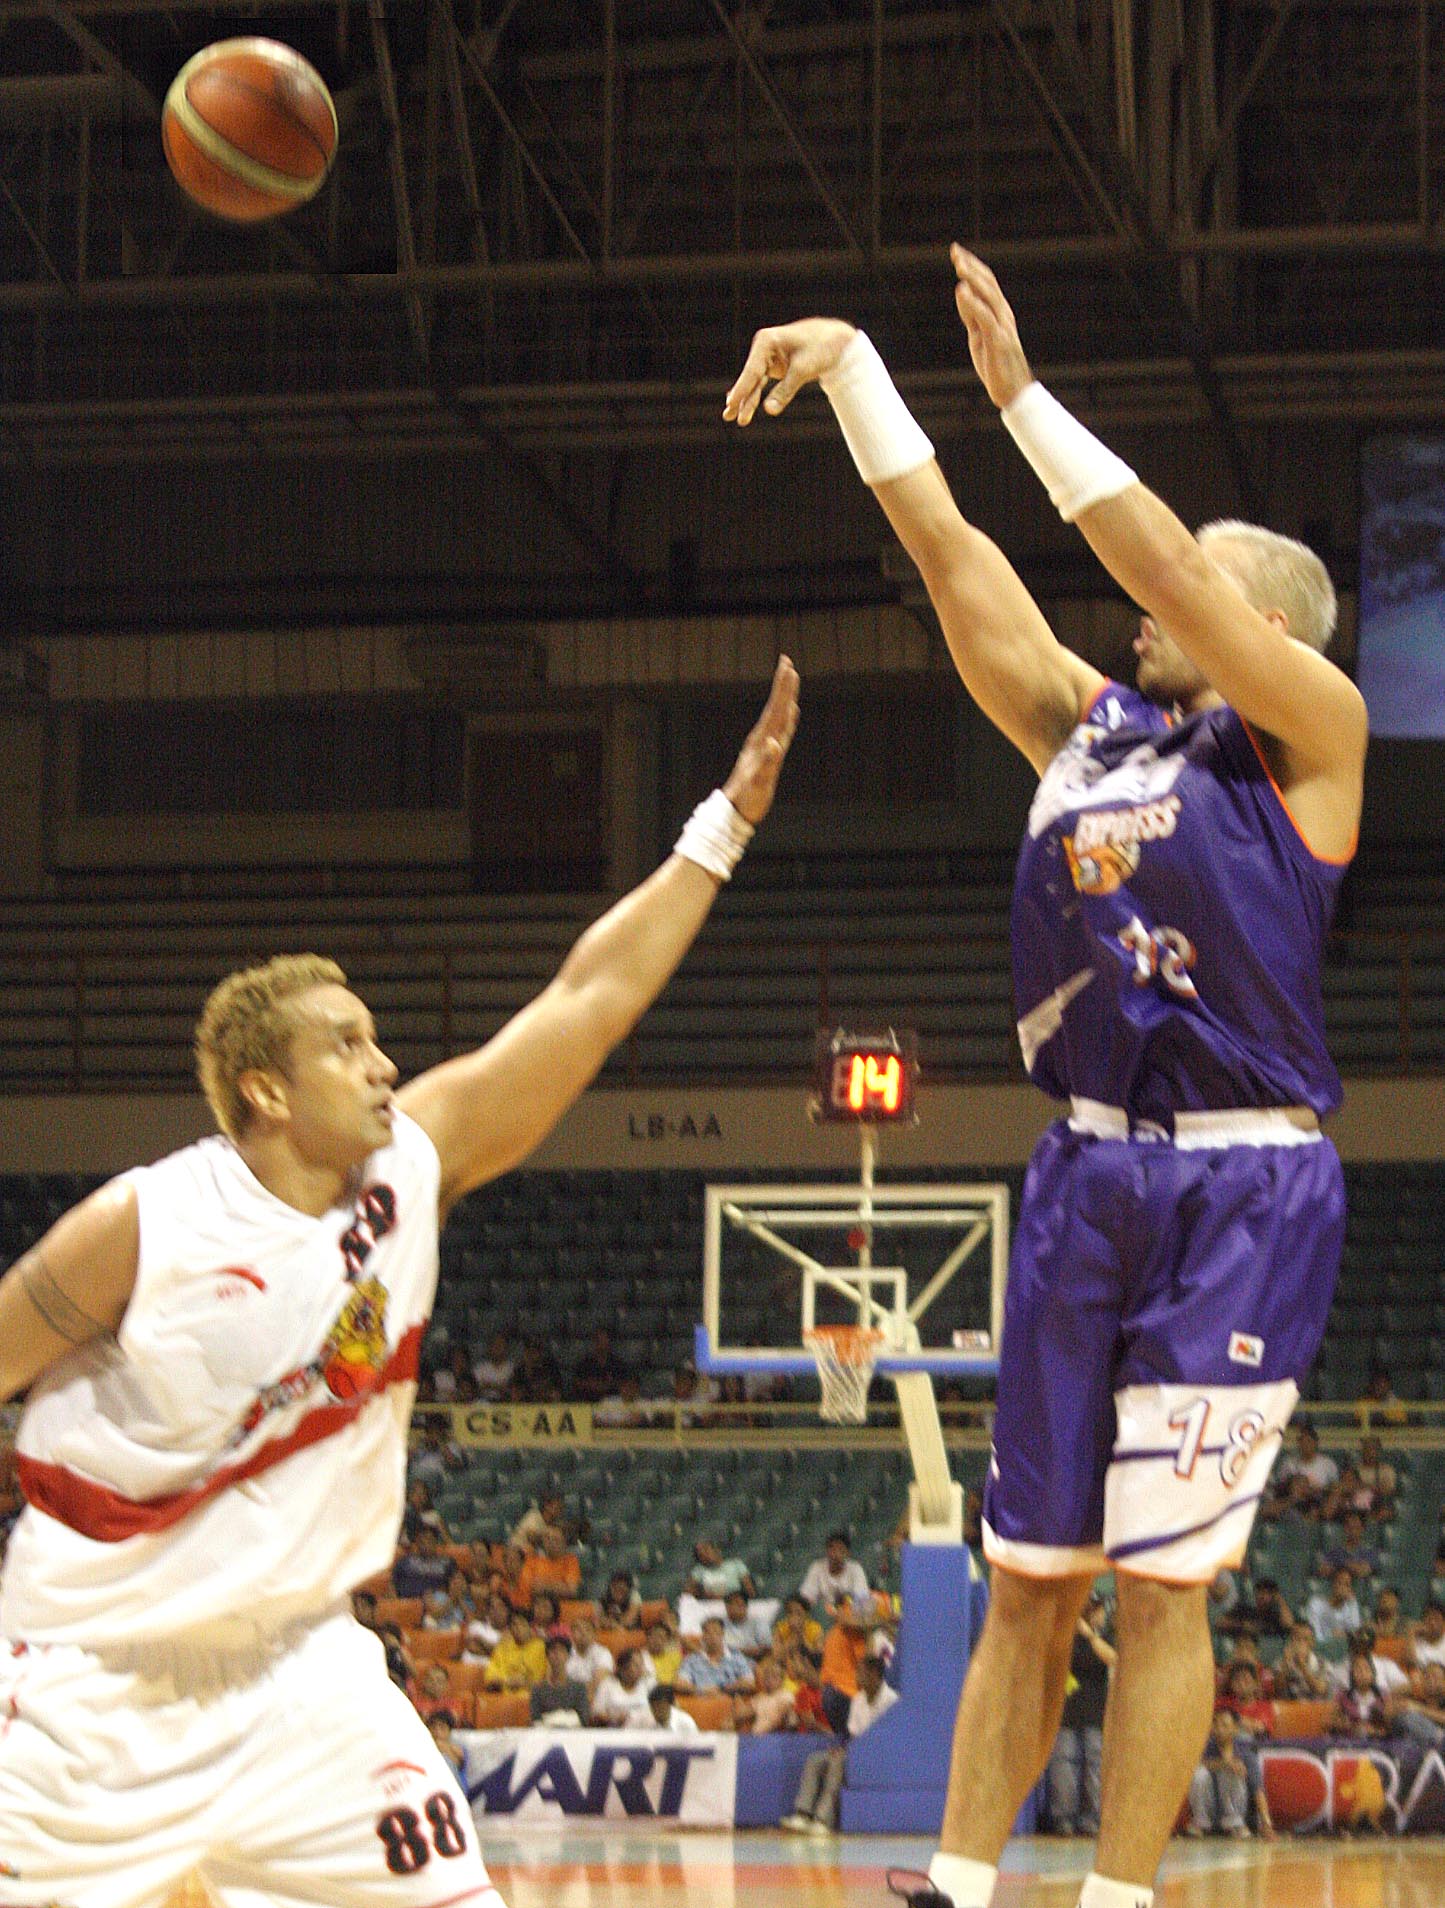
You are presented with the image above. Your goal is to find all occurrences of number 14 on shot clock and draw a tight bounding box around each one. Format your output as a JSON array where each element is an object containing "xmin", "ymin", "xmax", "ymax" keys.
[{"xmin": 811, "ymin": 1027, "xmax": 919, "ymax": 1124}]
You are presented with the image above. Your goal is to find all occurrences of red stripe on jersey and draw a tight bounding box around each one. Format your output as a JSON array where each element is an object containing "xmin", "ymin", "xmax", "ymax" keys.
[{"xmin": 16, "ymin": 1323, "xmax": 424, "ymax": 1544}]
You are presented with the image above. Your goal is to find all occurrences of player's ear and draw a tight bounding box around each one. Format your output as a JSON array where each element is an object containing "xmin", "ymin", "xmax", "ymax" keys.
[{"xmin": 238, "ymin": 1066, "xmax": 289, "ymax": 1128}]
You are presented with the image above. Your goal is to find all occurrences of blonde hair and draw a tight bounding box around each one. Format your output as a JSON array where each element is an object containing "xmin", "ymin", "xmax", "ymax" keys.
[
  {"xmin": 195, "ymin": 953, "xmax": 346, "ymax": 1139},
  {"xmin": 1197, "ymin": 519, "xmax": 1337, "ymax": 654}
]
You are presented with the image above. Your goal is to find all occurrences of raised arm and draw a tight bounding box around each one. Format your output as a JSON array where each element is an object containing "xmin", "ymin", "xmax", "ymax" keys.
[
  {"xmin": 0, "ymin": 1177, "xmax": 139, "ymax": 1403},
  {"xmin": 398, "ymin": 658, "xmax": 798, "ymax": 1212},
  {"xmin": 724, "ymin": 321, "xmax": 1100, "ymax": 776},
  {"xmin": 950, "ymin": 245, "xmax": 1366, "ymax": 851}
]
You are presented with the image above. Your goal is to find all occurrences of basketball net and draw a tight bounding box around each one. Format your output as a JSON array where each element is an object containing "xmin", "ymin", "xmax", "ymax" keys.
[{"xmin": 803, "ymin": 1324, "xmax": 886, "ymax": 1424}]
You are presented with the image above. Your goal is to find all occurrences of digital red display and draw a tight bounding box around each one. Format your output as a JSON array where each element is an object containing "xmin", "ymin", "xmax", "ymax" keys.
[{"xmin": 814, "ymin": 1030, "xmax": 918, "ymax": 1123}]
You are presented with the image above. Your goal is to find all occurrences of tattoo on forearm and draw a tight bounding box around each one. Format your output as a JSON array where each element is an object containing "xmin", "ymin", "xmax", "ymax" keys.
[{"xmin": 19, "ymin": 1251, "xmax": 108, "ymax": 1345}]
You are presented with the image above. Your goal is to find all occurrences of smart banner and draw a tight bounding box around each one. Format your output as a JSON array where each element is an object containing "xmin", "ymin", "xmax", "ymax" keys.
[
  {"xmin": 445, "ymin": 1403, "xmax": 594, "ymax": 1446},
  {"xmin": 457, "ymin": 1729, "xmax": 738, "ymax": 1824},
  {"xmin": 1260, "ymin": 1739, "xmax": 1445, "ymax": 1834}
]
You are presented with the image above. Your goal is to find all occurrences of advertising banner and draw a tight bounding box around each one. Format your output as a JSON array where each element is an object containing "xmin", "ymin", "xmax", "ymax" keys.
[
  {"xmin": 1260, "ymin": 1739, "xmax": 1445, "ymax": 1834},
  {"xmin": 457, "ymin": 1729, "xmax": 738, "ymax": 1825}
]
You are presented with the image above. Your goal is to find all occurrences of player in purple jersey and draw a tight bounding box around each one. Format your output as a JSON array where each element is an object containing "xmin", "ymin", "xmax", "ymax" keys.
[{"xmin": 725, "ymin": 250, "xmax": 1365, "ymax": 1908}]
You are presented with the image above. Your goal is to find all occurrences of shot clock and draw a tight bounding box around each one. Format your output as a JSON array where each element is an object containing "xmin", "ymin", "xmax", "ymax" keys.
[{"xmin": 812, "ymin": 1028, "xmax": 919, "ymax": 1124}]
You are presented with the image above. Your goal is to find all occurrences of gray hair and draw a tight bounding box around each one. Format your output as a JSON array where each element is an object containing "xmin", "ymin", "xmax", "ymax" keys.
[{"xmin": 1196, "ymin": 520, "xmax": 1337, "ymax": 655}]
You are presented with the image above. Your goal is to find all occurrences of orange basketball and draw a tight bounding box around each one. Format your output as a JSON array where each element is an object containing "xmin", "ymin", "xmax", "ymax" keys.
[{"xmin": 162, "ymin": 39, "xmax": 337, "ymax": 223}]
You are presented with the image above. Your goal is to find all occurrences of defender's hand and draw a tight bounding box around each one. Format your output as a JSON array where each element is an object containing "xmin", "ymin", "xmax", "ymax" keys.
[
  {"xmin": 950, "ymin": 244, "xmax": 1034, "ymax": 410},
  {"xmin": 722, "ymin": 654, "xmax": 800, "ymax": 825},
  {"xmin": 724, "ymin": 319, "xmax": 857, "ymax": 426}
]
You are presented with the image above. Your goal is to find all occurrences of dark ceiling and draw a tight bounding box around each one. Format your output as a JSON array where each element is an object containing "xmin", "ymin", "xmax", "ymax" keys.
[{"xmin": 0, "ymin": 0, "xmax": 1440, "ymax": 467}]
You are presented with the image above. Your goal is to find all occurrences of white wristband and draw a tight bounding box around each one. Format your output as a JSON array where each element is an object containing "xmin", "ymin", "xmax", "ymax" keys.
[
  {"xmin": 674, "ymin": 788, "xmax": 754, "ymax": 883},
  {"xmin": 1000, "ymin": 380, "xmax": 1138, "ymax": 523},
  {"xmin": 819, "ymin": 331, "xmax": 935, "ymax": 486}
]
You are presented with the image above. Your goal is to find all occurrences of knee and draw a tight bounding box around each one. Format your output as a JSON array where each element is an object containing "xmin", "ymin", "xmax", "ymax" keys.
[{"xmin": 1115, "ymin": 1574, "xmax": 1207, "ymax": 1645}]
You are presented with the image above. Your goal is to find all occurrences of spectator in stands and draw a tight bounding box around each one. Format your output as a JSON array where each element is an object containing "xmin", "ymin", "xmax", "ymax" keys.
[
  {"xmin": 463, "ymin": 1589, "xmax": 513, "ymax": 1664},
  {"xmin": 567, "ymin": 1613, "xmax": 617, "ymax": 1699},
  {"xmin": 1392, "ymin": 1661, "xmax": 1445, "ymax": 1751},
  {"xmin": 1306, "ymin": 1566, "xmax": 1363, "ymax": 1644},
  {"xmin": 1185, "ymin": 1709, "xmax": 1274, "ymax": 1840},
  {"xmin": 529, "ymin": 1590, "xmax": 566, "ymax": 1641},
  {"xmin": 685, "ymin": 1538, "xmax": 756, "ymax": 1600},
  {"xmin": 1273, "ymin": 1420, "xmax": 1339, "ymax": 1520},
  {"xmin": 799, "ymin": 1531, "xmax": 871, "ymax": 1617},
  {"xmin": 773, "ymin": 1591, "xmax": 824, "ymax": 1663},
  {"xmin": 670, "ymin": 1361, "xmax": 718, "ymax": 1429},
  {"xmin": 1218, "ymin": 1658, "xmax": 1274, "ymax": 1732},
  {"xmin": 594, "ymin": 1373, "xmax": 656, "ymax": 1428},
  {"xmin": 517, "ymin": 1523, "xmax": 582, "ymax": 1606},
  {"xmin": 496, "ymin": 1542, "xmax": 531, "ymax": 1610},
  {"xmin": 1216, "ymin": 1634, "xmax": 1273, "ymax": 1698},
  {"xmin": 1217, "ymin": 1575, "xmax": 1293, "ymax": 1640},
  {"xmin": 600, "ymin": 1569, "xmax": 643, "ymax": 1627},
  {"xmin": 1354, "ymin": 1363, "xmax": 1408, "ymax": 1428},
  {"xmin": 1327, "ymin": 1647, "xmax": 1390, "ymax": 1739},
  {"xmin": 677, "ymin": 1615, "xmax": 755, "ymax": 1696},
  {"xmin": 646, "ymin": 1684, "xmax": 699, "ymax": 1736},
  {"xmin": 510, "ymin": 1487, "xmax": 569, "ymax": 1553},
  {"xmin": 1371, "ymin": 1585, "xmax": 1408, "ymax": 1648},
  {"xmin": 401, "ymin": 1478, "xmax": 450, "ymax": 1544},
  {"xmin": 1046, "ymin": 1594, "xmax": 1114, "ymax": 1836},
  {"xmin": 571, "ymin": 1326, "xmax": 628, "ymax": 1404},
  {"xmin": 510, "ymin": 1336, "xmax": 563, "ymax": 1402},
  {"xmin": 645, "ymin": 1617, "xmax": 682, "ymax": 1687},
  {"xmin": 412, "ymin": 1662, "xmax": 457, "ymax": 1723},
  {"xmin": 591, "ymin": 1648, "xmax": 655, "ymax": 1728},
  {"xmin": 1321, "ymin": 1461, "xmax": 1375, "ymax": 1526},
  {"xmin": 484, "ymin": 1609, "xmax": 547, "ymax": 1691},
  {"xmin": 473, "ymin": 1329, "xmax": 516, "ymax": 1402},
  {"xmin": 722, "ymin": 1587, "xmax": 773, "ymax": 1660},
  {"xmin": 1327, "ymin": 1623, "xmax": 1410, "ymax": 1700},
  {"xmin": 530, "ymin": 1635, "xmax": 591, "ymax": 1727},
  {"xmin": 781, "ymin": 1654, "xmax": 899, "ymax": 1835},
  {"xmin": 1410, "ymin": 1600, "xmax": 1445, "ymax": 1670},
  {"xmin": 432, "ymin": 1345, "xmax": 479, "ymax": 1404},
  {"xmin": 408, "ymin": 1417, "xmax": 464, "ymax": 1494},
  {"xmin": 421, "ymin": 1566, "xmax": 473, "ymax": 1632},
  {"xmin": 785, "ymin": 1643, "xmax": 832, "ymax": 1733},
  {"xmin": 741, "ymin": 1654, "xmax": 799, "ymax": 1735},
  {"xmin": 427, "ymin": 1711, "xmax": 464, "ymax": 1777},
  {"xmin": 817, "ymin": 1595, "xmax": 873, "ymax": 1734},
  {"xmin": 1315, "ymin": 1509, "xmax": 1381, "ymax": 1588},
  {"xmin": 1273, "ymin": 1622, "xmax": 1330, "ymax": 1700},
  {"xmin": 1355, "ymin": 1434, "xmax": 1399, "ymax": 1523},
  {"xmin": 392, "ymin": 1523, "xmax": 454, "ymax": 1601}
]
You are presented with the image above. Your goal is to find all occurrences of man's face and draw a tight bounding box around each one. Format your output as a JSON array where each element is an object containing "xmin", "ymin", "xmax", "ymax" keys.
[
  {"xmin": 826, "ymin": 1539, "xmax": 848, "ymax": 1569},
  {"xmin": 647, "ymin": 1623, "xmax": 669, "ymax": 1652},
  {"xmin": 246, "ymin": 984, "xmax": 398, "ymax": 1172},
  {"xmin": 618, "ymin": 1653, "xmax": 643, "ymax": 1688},
  {"xmin": 546, "ymin": 1641, "xmax": 570, "ymax": 1680},
  {"xmin": 859, "ymin": 1658, "xmax": 884, "ymax": 1696},
  {"xmin": 725, "ymin": 1593, "xmax": 747, "ymax": 1622},
  {"xmin": 702, "ymin": 1619, "xmax": 725, "ymax": 1658},
  {"xmin": 510, "ymin": 1614, "xmax": 532, "ymax": 1642},
  {"xmin": 572, "ymin": 1617, "xmax": 594, "ymax": 1649},
  {"xmin": 1133, "ymin": 613, "xmax": 1211, "ymax": 709},
  {"xmin": 1300, "ymin": 1429, "xmax": 1320, "ymax": 1458},
  {"xmin": 1422, "ymin": 1607, "xmax": 1445, "ymax": 1641}
]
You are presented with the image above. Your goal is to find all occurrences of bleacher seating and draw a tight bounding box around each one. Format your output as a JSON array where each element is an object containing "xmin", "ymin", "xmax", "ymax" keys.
[{"xmin": 0, "ymin": 842, "xmax": 1441, "ymax": 1087}]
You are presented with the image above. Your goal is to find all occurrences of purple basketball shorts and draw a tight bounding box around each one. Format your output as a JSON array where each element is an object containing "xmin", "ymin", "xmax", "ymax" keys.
[{"xmin": 982, "ymin": 1118, "xmax": 1345, "ymax": 1584}]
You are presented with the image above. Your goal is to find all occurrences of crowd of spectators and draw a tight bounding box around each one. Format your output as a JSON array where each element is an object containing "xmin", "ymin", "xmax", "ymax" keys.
[{"xmin": 363, "ymin": 1491, "xmax": 900, "ymax": 1759}]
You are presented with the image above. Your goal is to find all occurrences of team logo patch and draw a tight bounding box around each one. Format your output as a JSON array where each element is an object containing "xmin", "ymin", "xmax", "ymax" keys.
[
  {"xmin": 322, "ymin": 1275, "xmax": 391, "ymax": 1401},
  {"xmin": 1062, "ymin": 796, "xmax": 1182, "ymax": 895},
  {"xmin": 1228, "ymin": 1330, "xmax": 1265, "ymax": 1368}
]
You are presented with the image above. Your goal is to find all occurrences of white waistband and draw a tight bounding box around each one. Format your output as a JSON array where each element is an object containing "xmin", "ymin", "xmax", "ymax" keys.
[{"xmin": 1068, "ymin": 1097, "xmax": 1321, "ymax": 1149}]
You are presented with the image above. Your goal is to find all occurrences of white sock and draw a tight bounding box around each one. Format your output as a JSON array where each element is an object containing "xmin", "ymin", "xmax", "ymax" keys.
[
  {"xmin": 927, "ymin": 1854, "xmax": 998, "ymax": 1907},
  {"xmin": 1077, "ymin": 1875, "xmax": 1154, "ymax": 1908}
]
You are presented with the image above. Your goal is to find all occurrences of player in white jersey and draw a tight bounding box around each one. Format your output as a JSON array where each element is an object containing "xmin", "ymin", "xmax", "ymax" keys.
[{"xmin": 0, "ymin": 658, "xmax": 798, "ymax": 1908}]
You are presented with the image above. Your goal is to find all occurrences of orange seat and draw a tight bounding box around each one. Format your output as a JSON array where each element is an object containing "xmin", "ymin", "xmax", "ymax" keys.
[
  {"xmin": 637, "ymin": 1599, "xmax": 673, "ymax": 1630},
  {"xmin": 444, "ymin": 1660, "xmax": 494, "ymax": 1696},
  {"xmin": 375, "ymin": 1596, "xmax": 423, "ymax": 1629},
  {"xmin": 355, "ymin": 1571, "xmax": 394, "ymax": 1598},
  {"xmin": 597, "ymin": 1627, "xmax": 646, "ymax": 1663},
  {"xmin": 472, "ymin": 1690, "xmax": 532, "ymax": 1729},
  {"xmin": 677, "ymin": 1692, "xmax": 734, "ymax": 1732},
  {"xmin": 560, "ymin": 1599, "xmax": 601, "ymax": 1626},
  {"xmin": 1375, "ymin": 1634, "xmax": 1413, "ymax": 1666},
  {"xmin": 406, "ymin": 1628, "xmax": 463, "ymax": 1662},
  {"xmin": 1272, "ymin": 1698, "xmax": 1332, "ymax": 1738}
]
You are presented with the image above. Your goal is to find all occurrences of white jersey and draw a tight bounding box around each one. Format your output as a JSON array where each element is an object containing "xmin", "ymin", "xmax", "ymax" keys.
[{"xmin": 1, "ymin": 1110, "xmax": 441, "ymax": 1652}]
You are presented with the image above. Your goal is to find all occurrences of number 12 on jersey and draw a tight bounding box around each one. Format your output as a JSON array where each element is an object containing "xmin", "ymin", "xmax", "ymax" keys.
[{"xmin": 1119, "ymin": 916, "xmax": 1198, "ymax": 999}]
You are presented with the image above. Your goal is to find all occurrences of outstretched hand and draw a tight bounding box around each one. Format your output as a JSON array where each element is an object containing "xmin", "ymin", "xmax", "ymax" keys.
[
  {"xmin": 950, "ymin": 243, "xmax": 1034, "ymax": 411},
  {"xmin": 723, "ymin": 319, "xmax": 857, "ymax": 426},
  {"xmin": 723, "ymin": 654, "xmax": 800, "ymax": 825}
]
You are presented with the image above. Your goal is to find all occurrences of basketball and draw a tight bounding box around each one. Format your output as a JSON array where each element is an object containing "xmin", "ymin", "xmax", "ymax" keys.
[{"xmin": 162, "ymin": 39, "xmax": 337, "ymax": 223}]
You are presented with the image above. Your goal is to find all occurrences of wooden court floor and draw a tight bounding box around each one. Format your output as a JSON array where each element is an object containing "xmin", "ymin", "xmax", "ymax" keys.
[
  {"xmin": 169, "ymin": 1826, "xmax": 1445, "ymax": 1907},
  {"xmin": 476, "ymin": 1826, "xmax": 1445, "ymax": 1908}
]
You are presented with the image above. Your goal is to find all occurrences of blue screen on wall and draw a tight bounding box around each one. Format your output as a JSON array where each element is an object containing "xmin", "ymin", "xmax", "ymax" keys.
[{"xmin": 1359, "ymin": 434, "xmax": 1445, "ymax": 739}]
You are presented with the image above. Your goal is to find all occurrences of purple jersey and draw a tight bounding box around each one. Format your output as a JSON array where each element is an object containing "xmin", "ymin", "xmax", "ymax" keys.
[{"xmin": 1011, "ymin": 682, "xmax": 1349, "ymax": 1122}]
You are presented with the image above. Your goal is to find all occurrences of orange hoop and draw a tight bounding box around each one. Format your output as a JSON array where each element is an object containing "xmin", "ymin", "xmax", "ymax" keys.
[{"xmin": 803, "ymin": 1324, "xmax": 886, "ymax": 1423}]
